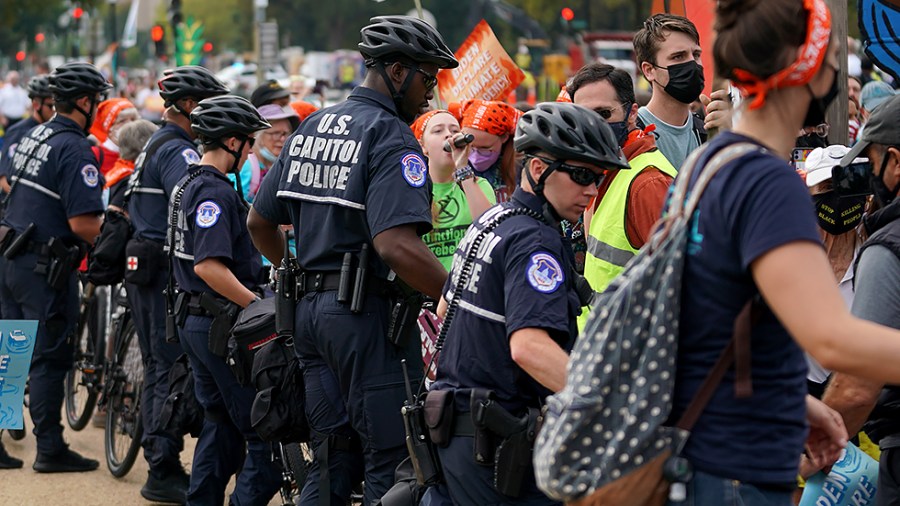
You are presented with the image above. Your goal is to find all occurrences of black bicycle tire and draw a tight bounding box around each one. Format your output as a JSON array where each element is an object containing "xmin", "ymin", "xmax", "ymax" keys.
[
  {"xmin": 283, "ymin": 441, "xmax": 313, "ymax": 496},
  {"xmin": 65, "ymin": 286, "xmax": 102, "ymax": 431},
  {"xmin": 104, "ymin": 318, "xmax": 143, "ymax": 478}
]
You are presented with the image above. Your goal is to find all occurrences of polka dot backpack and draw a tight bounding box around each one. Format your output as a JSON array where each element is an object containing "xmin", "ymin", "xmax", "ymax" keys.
[{"xmin": 534, "ymin": 142, "xmax": 759, "ymax": 506}]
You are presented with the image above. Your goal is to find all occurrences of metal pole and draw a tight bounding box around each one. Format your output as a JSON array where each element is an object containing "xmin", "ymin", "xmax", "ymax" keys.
[
  {"xmin": 255, "ymin": 0, "xmax": 267, "ymax": 85},
  {"xmin": 413, "ymin": 0, "xmax": 424, "ymax": 20},
  {"xmin": 826, "ymin": 0, "xmax": 848, "ymax": 146}
]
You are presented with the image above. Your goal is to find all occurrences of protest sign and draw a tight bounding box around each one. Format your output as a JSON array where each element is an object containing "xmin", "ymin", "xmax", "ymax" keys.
[
  {"xmin": 437, "ymin": 20, "xmax": 525, "ymax": 103},
  {"xmin": 800, "ymin": 443, "xmax": 878, "ymax": 506},
  {"xmin": 0, "ymin": 320, "xmax": 39, "ymax": 430}
]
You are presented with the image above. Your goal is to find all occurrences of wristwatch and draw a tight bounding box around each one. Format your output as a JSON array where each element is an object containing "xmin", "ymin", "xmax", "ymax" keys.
[{"xmin": 453, "ymin": 165, "xmax": 475, "ymax": 187}]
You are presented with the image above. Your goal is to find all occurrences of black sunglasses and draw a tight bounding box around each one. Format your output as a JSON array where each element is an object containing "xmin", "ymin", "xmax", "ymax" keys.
[
  {"xmin": 531, "ymin": 155, "xmax": 604, "ymax": 187},
  {"xmin": 402, "ymin": 64, "xmax": 438, "ymax": 90},
  {"xmin": 594, "ymin": 102, "xmax": 630, "ymax": 120},
  {"xmin": 239, "ymin": 136, "xmax": 256, "ymax": 148}
]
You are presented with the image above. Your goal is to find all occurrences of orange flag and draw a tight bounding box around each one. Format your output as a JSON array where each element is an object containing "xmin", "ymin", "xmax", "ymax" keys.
[{"xmin": 437, "ymin": 20, "xmax": 526, "ymax": 103}]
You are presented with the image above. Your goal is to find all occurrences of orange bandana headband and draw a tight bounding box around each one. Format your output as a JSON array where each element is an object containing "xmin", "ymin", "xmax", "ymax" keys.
[
  {"xmin": 90, "ymin": 98, "xmax": 136, "ymax": 143},
  {"xmin": 731, "ymin": 0, "xmax": 831, "ymax": 110},
  {"xmin": 410, "ymin": 109, "xmax": 451, "ymax": 141},
  {"xmin": 556, "ymin": 87, "xmax": 572, "ymax": 103},
  {"xmin": 449, "ymin": 100, "xmax": 519, "ymax": 137}
]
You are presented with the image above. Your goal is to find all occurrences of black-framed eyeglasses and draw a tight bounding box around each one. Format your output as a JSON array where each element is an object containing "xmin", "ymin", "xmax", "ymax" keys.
[
  {"xmin": 530, "ymin": 155, "xmax": 604, "ymax": 187},
  {"xmin": 403, "ymin": 64, "xmax": 438, "ymax": 90},
  {"xmin": 801, "ymin": 123, "xmax": 830, "ymax": 138}
]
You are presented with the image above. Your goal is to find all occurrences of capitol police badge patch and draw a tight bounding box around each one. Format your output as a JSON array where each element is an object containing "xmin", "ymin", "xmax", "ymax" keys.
[
  {"xmin": 526, "ymin": 252, "xmax": 564, "ymax": 293},
  {"xmin": 401, "ymin": 153, "xmax": 427, "ymax": 188},
  {"xmin": 182, "ymin": 148, "xmax": 201, "ymax": 166},
  {"xmin": 81, "ymin": 164, "xmax": 100, "ymax": 188},
  {"xmin": 195, "ymin": 201, "xmax": 222, "ymax": 228}
]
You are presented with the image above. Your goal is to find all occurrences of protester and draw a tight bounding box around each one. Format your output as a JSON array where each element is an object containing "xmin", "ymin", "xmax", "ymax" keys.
[
  {"xmin": 0, "ymin": 71, "xmax": 32, "ymax": 128},
  {"xmin": 663, "ymin": 0, "xmax": 900, "ymax": 502},
  {"xmin": 449, "ymin": 99, "xmax": 520, "ymax": 203},
  {"xmin": 104, "ymin": 119, "xmax": 158, "ymax": 213},
  {"xmin": 250, "ymin": 79, "xmax": 291, "ymax": 108},
  {"xmin": 229, "ymin": 103, "xmax": 299, "ymax": 203},
  {"xmin": 567, "ymin": 63, "xmax": 678, "ymax": 316},
  {"xmin": 0, "ymin": 75, "xmax": 54, "ymax": 194},
  {"xmin": 817, "ymin": 95, "xmax": 900, "ymax": 501},
  {"xmin": 248, "ymin": 15, "xmax": 457, "ymax": 505},
  {"xmin": 89, "ymin": 98, "xmax": 139, "ymax": 177}
]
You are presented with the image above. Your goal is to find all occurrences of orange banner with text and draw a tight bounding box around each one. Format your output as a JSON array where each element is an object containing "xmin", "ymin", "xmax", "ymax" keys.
[{"xmin": 438, "ymin": 20, "xmax": 525, "ymax": 103}]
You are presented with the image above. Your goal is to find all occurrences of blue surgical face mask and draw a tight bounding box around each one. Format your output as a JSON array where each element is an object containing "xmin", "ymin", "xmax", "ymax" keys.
[
  {"xmin": 468, "ymin": 148, "xmax": 500, "ymax": 172},
  {"xmin": 258, "ymin": 146, "xmax": 278, "ymax": 163}
]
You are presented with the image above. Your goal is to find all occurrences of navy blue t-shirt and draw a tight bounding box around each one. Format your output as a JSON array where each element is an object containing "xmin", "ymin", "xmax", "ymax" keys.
[
  {"xmin": 2, "ymin": 115, "xmax": 104, "ymax": 242},
  {"xmin": 673, "ymin": 132, "xmax": 821, "ymax": 485},
  {"xmin": 171, "ymin": 165, "xmax": 261, "ymax": 304},
  {"xmin": 129, "ymin": 123, "xmax": 199, "ymax": 242},
  {"xmin": 431, "ymin": 188, "xmax": 581, "ymax": 414},
  {"xmin": 252, "ymin": 86, "xmax": 432, "ymax": 280},
  {"xmin": 0, "ymin": 116, "xmax": 39, "ymax": 179}
]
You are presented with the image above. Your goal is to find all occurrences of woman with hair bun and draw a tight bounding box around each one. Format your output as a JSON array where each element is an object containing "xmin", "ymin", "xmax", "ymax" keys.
[{"xmin": 667, "ymin": 0, "xmax": 900, "ymax": 503}]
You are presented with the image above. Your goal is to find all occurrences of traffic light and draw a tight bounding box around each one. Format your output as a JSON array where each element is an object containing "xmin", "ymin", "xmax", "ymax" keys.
[
  {"xmin": 168, "ymin": 0, "xmax": 183, "ymax": 28},
  {"xmin": 151, "ymin": 25, "xmax": 167, "ymax": 58},
  {"xmin": 73, "ymin": 7, "xmax": 84, "ymax": 20},
  {"xmin": 561, "ymin": 8, "xmax": 574, "ymax": 22},
  {"xmin": 202, "ymin": 42, "xmax": 213, "ymax": 53},
  {"xmin": 35, "ymin": 33, "xmax": 45, "ymax": 43}
]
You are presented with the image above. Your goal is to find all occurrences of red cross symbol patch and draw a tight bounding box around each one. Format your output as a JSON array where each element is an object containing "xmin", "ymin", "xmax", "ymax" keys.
[{"xmin": 126, "ymin": 256, "xmax": 139, "ymax": 271}]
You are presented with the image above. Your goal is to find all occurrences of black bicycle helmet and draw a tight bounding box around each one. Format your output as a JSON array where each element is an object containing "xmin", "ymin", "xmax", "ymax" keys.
[
  {"xmin": 359, "ymin": 16, "xmax": 458, "ymax": 69},
  {"xmin": 27, "ymin": 75, "xmax": 52, "ymax": 99},
  {"xmin": 158, "ymin": 65, "xmax": 229, "ymax": 106},
  {"xmin": 48, "ymin": 62, "xmax": 113, "ymax": 99},
  {"xmin": 190, "ymin": 95, "xmax": 271, "ymax": 141},
  {"xmin": 515, "ymin": 102, "xmax": 629, "ymax": 169}
]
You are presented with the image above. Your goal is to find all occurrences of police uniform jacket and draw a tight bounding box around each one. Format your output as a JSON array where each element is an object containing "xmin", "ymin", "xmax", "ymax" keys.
[
  {"xmin": 431, "ymin": 188, "xmax": 581, "ymax": 414},
  {"xmin": 129, "ymin": 123, "xmax": 200, "ymax": 242},
  {"xmin": 171, "ymin": 165, "xmax": 261, "ymax": 316},
  {"xmin": 2, "ymin": 115, "xmax": 103, "ymax": 242},
  {"xmin": 252, "ymin": 86, "xmax": 432, "ymax": 279},
  {"xmin": 0, "ymin": 116, "xmax": 39, "ymax": 181}
]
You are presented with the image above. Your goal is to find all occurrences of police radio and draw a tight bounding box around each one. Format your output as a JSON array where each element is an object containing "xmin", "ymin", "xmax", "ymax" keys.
[
  {"xmin": 275, "ymin": 233, "xmax": 299, "ymax": 337},
  {"xmin": 400, "ymin": 359, "xmax": 442, "ymax": 486}
]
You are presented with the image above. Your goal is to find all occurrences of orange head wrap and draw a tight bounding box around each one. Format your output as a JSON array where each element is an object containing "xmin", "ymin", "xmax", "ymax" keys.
[
  {"xmin": 410, "ymin": 109, "xmax": 454, "ymax": 141},
  {"xmin": 90, "ymin": 98, "xmax": 136, "ymax": 143},
  {"xmin": 448, "ymin": 100, "xmax": 520, "ymax": 137},
  {"xmin": 731, "ymin": 0, "xmax": 832, "ymax": 110},
  {"xmin": 556, "ymin": 87, "xmax": 573, "ymax": 103},
  {"xmin": 290, "ymin": 101, "xmax": 319, "ymax": 123}
]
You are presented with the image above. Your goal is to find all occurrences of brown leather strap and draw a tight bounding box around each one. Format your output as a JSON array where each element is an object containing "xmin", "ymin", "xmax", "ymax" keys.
[{"xmin": 676, "ymin": 298, "xmax": 755, "ymax": 431}]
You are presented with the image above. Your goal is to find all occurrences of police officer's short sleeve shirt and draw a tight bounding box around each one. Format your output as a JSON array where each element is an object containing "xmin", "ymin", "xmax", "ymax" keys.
[
  {"xmin": 171, "ymin": 165, "xmax": 261, "ymax": 295},
  {"xmin": 0, "ymin": 117, "xmax": 39, "ymax": 179},
  {"xmin": 2, "ymin": 115, "xmax": 104, "ymax": 242}
]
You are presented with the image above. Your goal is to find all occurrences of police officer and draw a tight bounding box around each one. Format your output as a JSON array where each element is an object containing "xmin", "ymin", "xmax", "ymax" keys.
[
  {"xmin": 426, "ymin": 103, "xmax": 629, "ymax": 506},
  {"xmin": 170, "ymin": 94, "xmax": 279, "ymax": 505},
  {"xmin": 0, "ymin": 61, "xmax": 111, "ymax": 472},
  {"xmin": 125, "ymin": 65, "xmax": 227, "ymax": 502},
  {"xmin": 0, "ymin": 74, "xmax": 54, "ymax": 193},
  {"xmin": 248, "ymin": 15, "xmax": 457, "ymax": 505}
]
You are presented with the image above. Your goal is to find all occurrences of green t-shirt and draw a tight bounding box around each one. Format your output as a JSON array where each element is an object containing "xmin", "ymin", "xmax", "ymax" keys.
[{"xmin": 425, "ymin": 178, "xmax": 497, "ymax": 271}]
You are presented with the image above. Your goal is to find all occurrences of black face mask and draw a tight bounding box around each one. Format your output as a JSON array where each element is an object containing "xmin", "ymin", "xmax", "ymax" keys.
[
  {"xmin": 803, "ymin": 68, "xmax": 839, "ymax": 129},
  {"xmin": 871, "ymin": 151, "xmax": 900, "ymax": 207},
  {"xmin": 813, "ymin": 191, "xmax": 866, "ymax": 235},
  {"xmin": 657, "ymin": 60, "xmax": 705, "ymax": 104}
]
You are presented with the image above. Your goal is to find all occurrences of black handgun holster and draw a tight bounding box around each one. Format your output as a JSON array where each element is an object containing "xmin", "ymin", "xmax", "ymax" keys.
[
  {"xmin": 493, "ymin": 408, "xmax": 540, "ymax": 498},
  {"xmin": 201, "ymin": 293, "xmax": 240, "ymax": 358}
]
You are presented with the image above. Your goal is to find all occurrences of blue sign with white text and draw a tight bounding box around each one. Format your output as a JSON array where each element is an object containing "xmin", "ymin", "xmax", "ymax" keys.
[{"xmin": 0, "ymin": 320, "xmax": 38, "ymax": 430}]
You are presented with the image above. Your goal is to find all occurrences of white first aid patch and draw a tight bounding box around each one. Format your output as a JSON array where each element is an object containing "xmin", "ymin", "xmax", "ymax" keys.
[
  {"xmin": 401, "ymin": 153, "xmax": 427, "ymax": 188},
  {"xmin": 182, "ymin": 148, "xmax": 200, "ymax": 166},
  {"xmin": 81, "ymin": 164, "xmax": 100, "ymax": 187},
  {"xmin": 526, "ymin": 252, "xmax": 564, "ymax": 293},
  {"xmin": 195, "ymin": 200, "xmax": 222, "ymax": 228}
]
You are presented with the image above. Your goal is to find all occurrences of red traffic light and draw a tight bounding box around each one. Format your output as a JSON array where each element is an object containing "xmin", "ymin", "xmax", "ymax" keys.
[
  {"xmin": 35, "ymin": 33, "xmax": 45, "ymax": 43},
  {"xmin": 15, "ymin": 51, "xmax": 26, "ymax": 62},
  {"xmin": 73, "ymin": 7, "xmax": 84, "ymax": 19},
  {"xmin": 151, "ymin": 25, "xmax": 164, "ymax": 42},
  {"xmin": 561, "ymin": 7, "xmax": 575, "ymax": 21},
  {"xmin": 203, "ymin": 42, "xmax": 213, "ymax": 53}
]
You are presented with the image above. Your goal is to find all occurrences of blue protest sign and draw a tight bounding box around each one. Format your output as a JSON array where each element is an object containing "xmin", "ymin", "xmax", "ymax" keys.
[
  {"xmin": 800, "ymin": 443, "xmax": 878, "ymax": 506},
  {"xmin": 0, "ymin": 320, "xmax": 39, "ymax": 430}
]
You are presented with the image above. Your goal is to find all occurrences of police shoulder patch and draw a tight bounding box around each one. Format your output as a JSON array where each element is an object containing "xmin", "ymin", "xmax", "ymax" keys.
[
  {"xmin": 525, "ymin": 251, "xmax": 564, "ymax": 294},
  {"xmin": 81, "ymin": 164, "xmax": 100, "ymax": 188},
  {"xmin": 195, "ymin": 200, "xmax": 222, "ymax": 228},
  {"xmin": 182, "ymin": 148, "xmax": 200, "ymax": 166},
  {"xmin": 401, "ymin": 152, "xmax": 427, "ymax": 188}
]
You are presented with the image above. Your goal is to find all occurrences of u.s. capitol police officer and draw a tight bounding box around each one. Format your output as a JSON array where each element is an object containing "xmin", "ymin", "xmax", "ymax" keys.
[
  {"xmin": 248, "ymin": 15, "xmax": 458, "ymax": 505},
  {"xmin": 0, "ymin": 74, "xmax": 54, "ymax": 194},
  {"xmin": 0, "ymin": 61, "xmax": 112, "ymax": 473},
  {"xmin": 425, "ymin": 103, "xmax": 630, "ymax": 506},
  {"xmin": 124, "ymin": 65, "xmax": 227, "ymax": 503},
  {"xmin": 170, "ymin": 95, "xmax": 280, "ymax": 505}
]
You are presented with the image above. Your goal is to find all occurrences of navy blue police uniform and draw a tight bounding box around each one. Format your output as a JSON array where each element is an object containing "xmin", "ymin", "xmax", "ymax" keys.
[
  {"xmin": 253, "ymin": 85, "xmax": 433, "ymax": 505},
  {"xmin": 0, "ymin": 115, "xmax": 104, "ymax": 456},
  {"xmin": 427, "ymin": 187, "xmax": 579, "ymax": 506},
  {"xmin": 171, "ymin": 164, "xmax": 280, "ymax": 505},
  {"xmin": 124, "ymin": 122, "xmax": 196, "ymax": 477},
  {"xmin": 0, "ymin": 116, "xmax": 40, "ymax": 182}
]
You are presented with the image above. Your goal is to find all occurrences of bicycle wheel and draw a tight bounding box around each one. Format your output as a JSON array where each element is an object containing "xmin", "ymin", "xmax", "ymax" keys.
[
  {"xmin": 65, "ymin": 284, "xmax": 105, "ymax": 430},
  {"xmin": 283, "ymin": 441, "xmax": 314, "ymax": 497},
  {"xmin": 104, "ymin": 318, "xmax": 144, "ymax": 478}
]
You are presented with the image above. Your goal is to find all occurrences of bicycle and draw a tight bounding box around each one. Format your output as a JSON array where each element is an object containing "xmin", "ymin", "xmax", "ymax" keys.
[
  {"xmin": 99, "ymin": 284, "xmax": 144, "ymax": 477},
  {"xmin": 64, "ymin": 278, "xmax": 111, "ymax": 431}
]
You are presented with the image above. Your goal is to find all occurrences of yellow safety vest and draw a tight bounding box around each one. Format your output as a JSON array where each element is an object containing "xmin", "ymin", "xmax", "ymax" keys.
[{"xmin": 578, "ymin": 149, "xmax": 677, "ymax": 330}]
